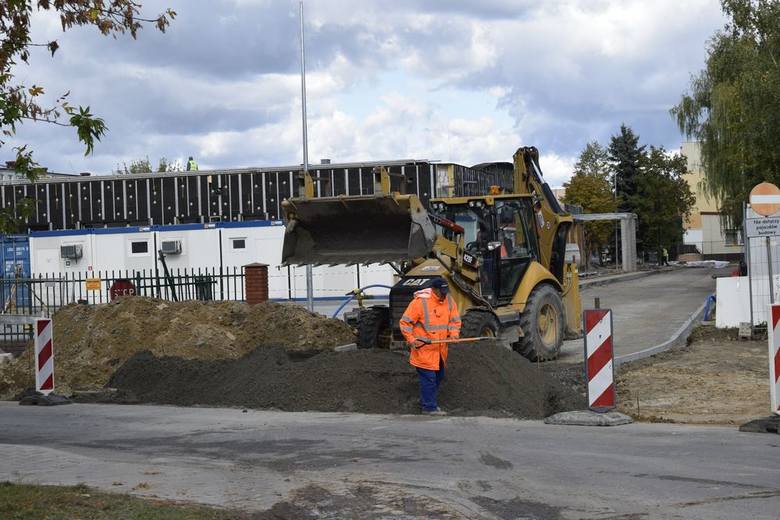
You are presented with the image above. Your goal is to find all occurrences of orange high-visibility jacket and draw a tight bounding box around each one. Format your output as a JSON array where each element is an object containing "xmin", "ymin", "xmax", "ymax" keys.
[{"xmin": 399, "ymin": 288, "xmax": 462, "ymax": 371}]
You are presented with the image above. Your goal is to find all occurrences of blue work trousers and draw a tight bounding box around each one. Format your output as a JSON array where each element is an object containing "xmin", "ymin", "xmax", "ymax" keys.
[{"xmin": 417, "ymin": 363, "xmax": 445, "ymax": 412}]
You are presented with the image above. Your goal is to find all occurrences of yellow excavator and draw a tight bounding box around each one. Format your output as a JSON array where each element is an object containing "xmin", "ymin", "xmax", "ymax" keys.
[{"xmin": 281, "ymin": 146, "xmax": 582, "ymax": 361}]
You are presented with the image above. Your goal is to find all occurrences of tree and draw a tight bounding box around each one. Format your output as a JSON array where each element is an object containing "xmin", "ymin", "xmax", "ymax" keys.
[
  {"xmin": 157, "ymin": 156, "xmax": 181, "ymax": 172},
  {"xmin": 573, "ymin": 141, "xmax": 611, "ymax": 180},
  {"xmin": 0, "ymin": 1, "xmax": 175, "ymax": 229},
  {"xmin": 608, "ymin": 124, "xmax": 645, "ymax": 211},
  {"xmin": 116, "ymin": 156, "xmax": 181, "ymax": 174},
  {"xmin": 630, "ymin": 147, "xmax": 696, "ymax": 259},
  {"xmin": 672, "ymin": 0, "xmax": 780, "ymax": 227},
  {"xmin": 563, "ymin": 142, "xmax": 618, "ymax": 265}
]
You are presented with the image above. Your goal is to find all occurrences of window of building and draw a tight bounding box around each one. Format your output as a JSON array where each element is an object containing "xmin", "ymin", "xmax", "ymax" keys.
[
  {"xmin": 724, "ymin": 229, "xmax": 743, "ymax": 246},
  {"xmin": 232, "ymin": 238, "xmax": 246, "ymax": 250},
  {"xmin": 131, "ymin": 241, "xmax": 149, "ymax": 254}
]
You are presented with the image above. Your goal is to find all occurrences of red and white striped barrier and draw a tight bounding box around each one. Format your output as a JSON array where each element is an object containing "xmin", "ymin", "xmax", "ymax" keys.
[
  {"xmin": 769, "ymin": 305, "xmax": 780, "ymax": 415},
  {"xmin": 584, "ymin": 309, "xmax": 615, "ymax": 411},
  {"xmin": 34, "ymin": 318, "xmax": 54, "ymax": 395}
]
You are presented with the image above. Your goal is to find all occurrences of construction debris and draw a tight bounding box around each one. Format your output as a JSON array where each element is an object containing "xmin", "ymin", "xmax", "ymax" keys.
[{"xmin": 0, "ymin": 297, "xmax": 355, "ymax": 399}]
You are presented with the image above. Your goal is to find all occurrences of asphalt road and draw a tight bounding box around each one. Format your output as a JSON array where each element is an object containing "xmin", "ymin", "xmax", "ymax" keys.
[
  {"xmin": 1, "ymin": 403, "xmax": 778, "ymax": 519},
  {"xmin": 560, "ymin": 267, "xmax": 722, "ymax": 363}
]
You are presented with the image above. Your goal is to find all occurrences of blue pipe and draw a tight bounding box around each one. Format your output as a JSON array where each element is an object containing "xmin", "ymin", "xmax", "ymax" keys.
[{"xmin": 331, "ymin": 284, "xmax": 392, "ymax": 319}]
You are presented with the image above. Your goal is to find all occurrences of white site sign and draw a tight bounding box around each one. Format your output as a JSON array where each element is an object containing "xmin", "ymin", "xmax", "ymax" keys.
[{"xmin": 746, "ymin": 217, "xmax": 780, "ymax": 238}]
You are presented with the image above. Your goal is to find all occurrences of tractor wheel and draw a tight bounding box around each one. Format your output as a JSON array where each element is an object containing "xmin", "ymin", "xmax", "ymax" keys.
[
  {"xmin": 460, "ymin": 310, "xmax": 500, "ymax": 340},
  {"xmin": 356, "ymin": 306, "xmax": 391, "ymax": 349},
  {"xmin": 516, "ymin": 285, "xmax": 564, "ymax": 361}
]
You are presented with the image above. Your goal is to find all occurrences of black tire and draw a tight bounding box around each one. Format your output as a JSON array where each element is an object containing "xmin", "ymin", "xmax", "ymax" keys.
[
  {"xmin": 356, "ymin": 306, "xmax": 391, "ymax": 349},
  {"xmin": 516, "ymin": 284, "xmax": 564, "ymax": 362},
  {"xmin": 460, "ymin": 310, "xmax": 500, "ymax": 339}
]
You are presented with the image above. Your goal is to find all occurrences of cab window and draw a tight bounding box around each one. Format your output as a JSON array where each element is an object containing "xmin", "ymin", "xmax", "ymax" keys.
[{"xmin": 496, "ymin": 201, "xmax": 534, "ymax": 259}]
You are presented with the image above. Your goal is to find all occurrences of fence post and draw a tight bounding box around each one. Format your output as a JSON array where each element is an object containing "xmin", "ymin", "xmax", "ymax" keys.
[{"xmin": 244, "ymin": 263, "xmax": 269, "ymax": 305}]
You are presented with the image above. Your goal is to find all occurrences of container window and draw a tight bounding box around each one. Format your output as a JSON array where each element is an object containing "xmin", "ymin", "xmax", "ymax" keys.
[
  {"xmin": 131, "ymin": 241, "xmax": 149, "ymax": 254},
  {"xmin": 232, "ymin": 238, "xmax": 246, "ymax": 250}
]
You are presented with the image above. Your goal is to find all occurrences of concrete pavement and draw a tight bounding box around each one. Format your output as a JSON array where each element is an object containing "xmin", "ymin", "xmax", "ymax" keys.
[
  {"xmin": 560, "ymin": 267, "xmax": 723, "ymax": 364},
  {"xmin": 1, "ymin": 403, "xmax": 778, "ymax": 519}
]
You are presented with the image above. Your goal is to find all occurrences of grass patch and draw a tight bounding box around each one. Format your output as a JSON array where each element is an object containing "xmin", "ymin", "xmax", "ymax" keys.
[{"xmin": 0, "ymin": 482, "xmax": 250, "ymax": 519}]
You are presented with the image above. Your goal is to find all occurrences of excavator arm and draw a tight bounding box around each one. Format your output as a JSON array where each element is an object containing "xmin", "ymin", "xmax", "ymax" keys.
[
  {"xmin": 512, "ymin": 147, "xmax": 573, "ymax": 281},
  {"xmin": 512, "ymin": 146, "xmax": 580, "ymax": 337}
]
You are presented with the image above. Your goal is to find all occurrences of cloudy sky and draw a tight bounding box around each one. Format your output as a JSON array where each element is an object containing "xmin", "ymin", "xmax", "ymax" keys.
[{"xmin": 8, "ymin": 0, "xmax": 725, "ymax": 186}]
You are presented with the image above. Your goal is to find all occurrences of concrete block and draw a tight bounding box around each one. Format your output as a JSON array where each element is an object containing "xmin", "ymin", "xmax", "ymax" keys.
[
  {"xmin": 544, "ymin": 410, "xmax": 633, "ymax": 427},
  {"xmin": 0, "ymin": 353, "xmax": 12, "ymax": 364},
  {"xmin": 334, "ymin": 343, "xmax": 358, "ymax": 352}
]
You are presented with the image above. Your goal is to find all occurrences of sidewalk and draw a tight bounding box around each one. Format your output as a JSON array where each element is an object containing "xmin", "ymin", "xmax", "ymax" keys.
[{"xmin": 579, "ymin": 267, "xmax": 669, "ymax": 288}]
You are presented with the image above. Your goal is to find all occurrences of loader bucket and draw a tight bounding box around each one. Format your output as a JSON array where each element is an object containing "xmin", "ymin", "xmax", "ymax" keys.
[{"xmin": 282, "ymin": 194, "xmax": 436, "ymax": 265}]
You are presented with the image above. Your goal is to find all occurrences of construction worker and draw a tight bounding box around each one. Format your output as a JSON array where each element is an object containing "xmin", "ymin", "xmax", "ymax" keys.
[
  {"xmin": 399, "ymin": 277, "xmax": 461, "ymax": 416},
  {"xmin": 186, "ymin": 156, "xmax": 199, "ymax": 171},
  {"xmin": 662, "ymin": 247, "xmax": 669, "ymax": 266}
]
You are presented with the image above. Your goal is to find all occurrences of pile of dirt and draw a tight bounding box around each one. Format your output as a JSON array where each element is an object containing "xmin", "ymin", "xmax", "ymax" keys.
[
  {"xmin": 107, "ymin": 343, "xmax": 584, "ymax": 418},
  {"xmin": 0, "ymin": 297, "xmax": 355, "ymax": 399}
]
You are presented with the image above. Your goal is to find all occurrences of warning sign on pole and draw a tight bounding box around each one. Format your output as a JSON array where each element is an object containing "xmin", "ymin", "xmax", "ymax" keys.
[
  {"xmin": 750, "ymin": 182, "xmax": 780, "ymax": 217},
  {"xmin": 769, "ymin": 305, "xmax": 780, "ymax": 415},
  {"xmin": 746, "ymin": 217, "xmax": 780, "ymax": 238},
  {"xmin": 583, "ymin": 309, "xmax": 615, "ymax": 411},
  {"xmin": 34, "ymin": 318, "xmax": 54, "ymax": 396}
]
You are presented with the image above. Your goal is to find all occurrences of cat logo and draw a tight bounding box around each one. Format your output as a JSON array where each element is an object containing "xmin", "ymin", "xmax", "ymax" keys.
[{"xmin": 402, "ymin": 278, "xmax": 429, "ymax": 287}]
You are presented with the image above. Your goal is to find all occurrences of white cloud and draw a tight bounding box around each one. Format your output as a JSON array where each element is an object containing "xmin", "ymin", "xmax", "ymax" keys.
[
  {"xmin": 539, "ymin": 153, "xmax": 576, "ymax": 188},
  {"xmin": 5, "ymin": 0, "xmax": 726, "ymax": 190}
]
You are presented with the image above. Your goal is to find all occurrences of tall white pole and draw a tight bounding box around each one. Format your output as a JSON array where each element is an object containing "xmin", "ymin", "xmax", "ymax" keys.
[{"xmin": 299, "ymin": 1, "xmax": 314, "ymax": 312}]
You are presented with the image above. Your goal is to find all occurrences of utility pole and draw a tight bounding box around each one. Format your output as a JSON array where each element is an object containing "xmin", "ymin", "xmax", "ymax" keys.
[
  {"xmin": 614, "ymin": 171, "xmax": 619, "ymax": 270},
  {"xmin": 298, "ymin": 1, "xmax": 314, "ymax": 312}
]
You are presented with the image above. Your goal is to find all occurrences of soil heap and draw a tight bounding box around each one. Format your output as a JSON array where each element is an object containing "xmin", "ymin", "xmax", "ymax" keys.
[
  {"xmin": 0, "ymin": 297, "xmax": 355, "ymax": 399},
  {"xmin": 108, "ymin": 343, "xmax": 584, "ymax": 418}
]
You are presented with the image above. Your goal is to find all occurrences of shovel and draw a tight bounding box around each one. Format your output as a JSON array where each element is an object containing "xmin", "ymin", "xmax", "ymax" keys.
[{"xmin": 414, "ymin": 337, "xmax": 495, "ymax": 347}]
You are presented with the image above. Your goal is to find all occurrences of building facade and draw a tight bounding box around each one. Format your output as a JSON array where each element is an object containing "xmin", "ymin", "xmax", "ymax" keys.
[{"xmin": 680, "ymin": 141, "xmax": 743, "ymax": 260}]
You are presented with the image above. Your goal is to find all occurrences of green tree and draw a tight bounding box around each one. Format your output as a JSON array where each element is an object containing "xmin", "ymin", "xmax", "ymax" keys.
[
  {"xmin": 157, "ymin": 156, "xmax": 181, "ymax": 172},
  {"xmin": 608, "ymin": 124, "xmax": 645, "ymax": 211},
  {"xmin": 573, "ymin": 141, "xmax": 611, "ymax": 179},
  {"xmin": 117, "ymin": 157, "xmax": 152, "ymax": 174},
  {"xmin": 672, "ymin": 0, "xmax": 780, "ymax": 227},
  {"xmin": 0, "ymin": 1, "xmax": 175, "ymax": 230},
  {"xmin": 116, "ymin": 156, "xmax": 181, "ymax": 174},
  {"xmin": 630, "ymin": 147, "xmax": 696, "ymax": 259},
  {"xmin": 563, "ymin": 141, "xmax": 617, "ymax": 264}
]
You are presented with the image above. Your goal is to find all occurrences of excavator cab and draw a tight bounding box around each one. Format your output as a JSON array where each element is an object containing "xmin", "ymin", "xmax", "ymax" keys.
[{"xmin": 429, "ymin": 197, "xmax": 539, "ymax": 307}]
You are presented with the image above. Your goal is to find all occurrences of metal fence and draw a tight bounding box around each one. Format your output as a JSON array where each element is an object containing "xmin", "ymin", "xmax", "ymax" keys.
[{"xmin": 0, "ymin": 267, "xmax": 246, "ymax": 344}]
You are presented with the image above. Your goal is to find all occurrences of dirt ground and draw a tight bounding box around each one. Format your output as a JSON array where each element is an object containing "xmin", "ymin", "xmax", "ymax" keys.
[
  {"xmin": 616, "ymin": 325, "xmax": 771, "ymax": 425},
  {"xmin": 107, "ymin": 343, "xmax": 584, "ymax": 419},
  {"xmin": 0, "ymin": 297, "xmax": 355, "ymax": 399}
]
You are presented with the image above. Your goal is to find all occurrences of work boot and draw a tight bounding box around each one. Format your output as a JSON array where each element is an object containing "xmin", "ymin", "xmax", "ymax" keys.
[{"xmin": 422, "ymin": 408, "xmax": 447, "ymax": 416}]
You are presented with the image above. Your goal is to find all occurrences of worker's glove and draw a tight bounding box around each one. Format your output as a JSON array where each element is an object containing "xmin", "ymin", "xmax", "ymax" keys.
[{"xmin": 410, "ymin": 339, "xmax": 428, "ymax": 349}]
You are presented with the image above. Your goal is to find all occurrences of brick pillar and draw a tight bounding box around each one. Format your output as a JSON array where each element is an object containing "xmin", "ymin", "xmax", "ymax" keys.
[{"xmin": 244, "ymin": 263, "xmax": 269, "ymax": 304}]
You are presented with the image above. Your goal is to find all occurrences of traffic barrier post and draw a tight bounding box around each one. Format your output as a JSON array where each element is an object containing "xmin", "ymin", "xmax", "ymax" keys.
[
  {"xmin": 34, "ymin": 318, "xmax": 54, "ymax": 395},
  {"xmin": 583, "ymin": 309, "xmax": 616, "ymax": 411},
  {"xmin": 768, "ymin": 305, "xmax": 780, "ymax": 415}
]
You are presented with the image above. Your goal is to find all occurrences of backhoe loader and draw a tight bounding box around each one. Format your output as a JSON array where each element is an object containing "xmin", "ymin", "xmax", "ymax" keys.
[{"xmin": 281, "ymin": 146, "xmax": 582, "ymax": 361}]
